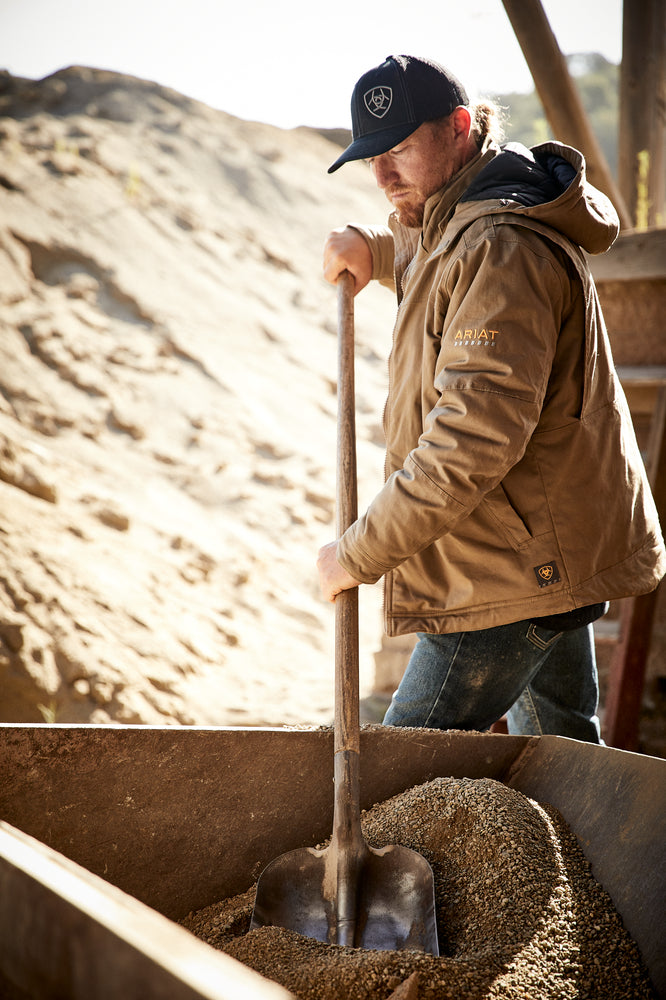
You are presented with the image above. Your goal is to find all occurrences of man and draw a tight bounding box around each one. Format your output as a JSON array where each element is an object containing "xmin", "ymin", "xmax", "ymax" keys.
[{"xmin": 317, "ymin": 54, "xmax": 665, "ymax": 742}]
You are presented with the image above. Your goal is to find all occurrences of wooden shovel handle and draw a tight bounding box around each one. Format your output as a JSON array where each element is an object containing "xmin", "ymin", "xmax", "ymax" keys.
[{"xmin": 335, "ymin": 271, "xmax": 360, "ymax": 757}]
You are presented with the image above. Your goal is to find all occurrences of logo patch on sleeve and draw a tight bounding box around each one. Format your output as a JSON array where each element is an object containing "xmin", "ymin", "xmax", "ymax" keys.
[
  {"xmin": 453, "ymin": 327, "xmax": 499, "ymax": 347},
  {"xmin": 533, "ymin": 562, "xmax": 561, "ymax": 588}
]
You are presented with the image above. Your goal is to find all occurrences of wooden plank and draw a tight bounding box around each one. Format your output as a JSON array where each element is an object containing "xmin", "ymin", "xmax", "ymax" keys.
[
  {"xmin": 617, "ymin": 367, "xmax": 666, "ymax": 416},
  {"xmin": 589, "ymin": 229, "xmax": 666, "ymax": 282},
  {"xmin": 616, "ymin": 366, "xmax": 666, "ymax": 388}
]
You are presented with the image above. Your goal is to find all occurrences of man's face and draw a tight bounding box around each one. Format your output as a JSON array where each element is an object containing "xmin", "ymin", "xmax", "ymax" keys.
[{"xmin": 367, "ymin": 116, "xmax": 464, "ymax": 228}]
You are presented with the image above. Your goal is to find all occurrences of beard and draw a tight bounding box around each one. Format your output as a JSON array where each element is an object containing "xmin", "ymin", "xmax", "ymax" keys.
[
  {"xmin": 387, "ymin": 188, "xmax": 426, "ymax": 228},
  {"xmin": 395, "ymin": 205, "xmax": 425, "ymax": 228}
]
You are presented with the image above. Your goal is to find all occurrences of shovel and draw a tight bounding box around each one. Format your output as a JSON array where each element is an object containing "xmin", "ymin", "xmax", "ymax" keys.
[{"xmin": 250, "ymin": 271, "xmax": 439, "ymax": 953}]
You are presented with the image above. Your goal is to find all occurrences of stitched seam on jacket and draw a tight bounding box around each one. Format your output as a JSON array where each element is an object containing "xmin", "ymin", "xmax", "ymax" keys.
[{"xmin": 405, "ymin": 456, "xmax": 468, "ymax": 506}]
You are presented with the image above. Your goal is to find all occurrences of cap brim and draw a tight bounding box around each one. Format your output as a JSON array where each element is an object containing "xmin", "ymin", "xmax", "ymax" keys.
[{"xmin": 327, "ymin": 122, "xmax": 419, "ymax": 173}]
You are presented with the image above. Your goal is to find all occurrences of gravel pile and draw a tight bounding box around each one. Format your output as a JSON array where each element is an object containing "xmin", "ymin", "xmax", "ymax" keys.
[{"xmin": 182, "ymin": 776, "xmax": 655, "ymax": 999}]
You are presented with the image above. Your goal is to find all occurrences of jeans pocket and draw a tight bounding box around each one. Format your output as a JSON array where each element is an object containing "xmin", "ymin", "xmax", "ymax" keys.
[{"xmin": 526, "ymin": 622, "xmax": 562, "ymax": 651}]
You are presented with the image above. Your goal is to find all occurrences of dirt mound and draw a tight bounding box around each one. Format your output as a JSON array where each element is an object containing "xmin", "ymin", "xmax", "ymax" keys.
[
  {"xmin": 183, "ymin": 776, "xmax": 655, "ymax": 999},
  {"xmin": 0, "ymin": 66, "xmax": 394, "ymax": 726}
]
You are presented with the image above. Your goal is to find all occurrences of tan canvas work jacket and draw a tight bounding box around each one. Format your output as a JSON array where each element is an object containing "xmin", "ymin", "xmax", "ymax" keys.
[{"xmin": 338, "ymin": 140, "xmax": 666, "ymax": 637}]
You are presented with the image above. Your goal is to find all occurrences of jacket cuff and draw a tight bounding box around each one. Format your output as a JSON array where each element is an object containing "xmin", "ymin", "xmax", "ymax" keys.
[
  {"xmin": 337, "ymin": 525, "xmax": 387, "ymax": 585},
  {"xmin": 348, "ymin": 224, "xmax": 395, "ymax": 288}
]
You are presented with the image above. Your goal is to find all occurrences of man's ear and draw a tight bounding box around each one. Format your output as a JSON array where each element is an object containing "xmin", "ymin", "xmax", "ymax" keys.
[{"xmin": 451, "ymin": 105, "xmax": 472, "ymax": 141}]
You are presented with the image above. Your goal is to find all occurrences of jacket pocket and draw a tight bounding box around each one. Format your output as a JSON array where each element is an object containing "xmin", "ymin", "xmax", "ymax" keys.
[{"xmin": 482, "ymin": 483, "xmax": 533, "ymax": 550}]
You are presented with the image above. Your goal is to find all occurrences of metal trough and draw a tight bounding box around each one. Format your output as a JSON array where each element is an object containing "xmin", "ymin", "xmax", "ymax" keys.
[{"xmin": 0, "ymin": 725, "xmax": 664, "ymax": 999}]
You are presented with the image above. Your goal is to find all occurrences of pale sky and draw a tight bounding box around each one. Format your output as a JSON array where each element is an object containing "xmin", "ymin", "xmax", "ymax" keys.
[{"xmin": 1, "ymin": 0, "xmax": 623, "ymax": 130}]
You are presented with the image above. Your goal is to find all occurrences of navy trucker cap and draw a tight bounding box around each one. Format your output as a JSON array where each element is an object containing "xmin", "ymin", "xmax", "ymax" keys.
[{"xmin": 328, "ymin": 55, "xmax": 469, "ymax": 173}]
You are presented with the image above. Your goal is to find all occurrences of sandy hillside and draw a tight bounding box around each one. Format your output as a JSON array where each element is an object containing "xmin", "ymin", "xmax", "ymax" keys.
[{"xmin": 0, "ymin": 66, "xmax": 398, "ymax": 727}]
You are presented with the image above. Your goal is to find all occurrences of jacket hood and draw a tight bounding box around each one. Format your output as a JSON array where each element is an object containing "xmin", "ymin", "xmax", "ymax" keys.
[{"xmin": 457, "ymin": 141, "xmax": 620, "ymax": 255}]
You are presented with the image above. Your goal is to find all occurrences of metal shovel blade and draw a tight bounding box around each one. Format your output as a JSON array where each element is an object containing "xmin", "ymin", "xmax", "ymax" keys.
[{"xmin": 250, "ymin": 839, "xmax": 439, "ymax": 953}]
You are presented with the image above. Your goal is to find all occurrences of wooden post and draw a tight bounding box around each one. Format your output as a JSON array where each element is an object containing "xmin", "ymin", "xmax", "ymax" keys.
[
  {"xmin": 603, "ymin": 382, "xmax": 666, "ymax": 750},
  {"xmin": 501, "ymin": 0, "xmax": 632, "ymax": 230},
  {"xmin": 619, "ymin": 0, "xmax": 666, "ymax": 228}
]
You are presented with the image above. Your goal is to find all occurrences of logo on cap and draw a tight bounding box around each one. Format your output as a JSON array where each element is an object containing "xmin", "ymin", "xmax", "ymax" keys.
[{"xmin": 364, "ymin": 86, "xmax": 392, "ymax": 118}]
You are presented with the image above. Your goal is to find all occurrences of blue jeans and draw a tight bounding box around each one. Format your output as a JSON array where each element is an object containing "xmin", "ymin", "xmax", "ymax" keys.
[{"xmin": 382, "ymin": 620, "xmax": 602, "ymax": 743}]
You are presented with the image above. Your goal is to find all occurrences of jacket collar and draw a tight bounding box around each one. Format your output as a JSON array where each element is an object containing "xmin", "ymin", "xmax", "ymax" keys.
[{"xmin": 420, "ymin": 137, "xmax": 499, "ymax": 253}]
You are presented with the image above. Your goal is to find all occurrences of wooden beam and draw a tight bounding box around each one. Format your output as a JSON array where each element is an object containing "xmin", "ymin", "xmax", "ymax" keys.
[
  {"xmin": 501, "ymin": 0, "xmax": 632, "ymax": 230},
  {"xmin": 619, "ymin": 0, "xmax": 666, "ymax": 228}
]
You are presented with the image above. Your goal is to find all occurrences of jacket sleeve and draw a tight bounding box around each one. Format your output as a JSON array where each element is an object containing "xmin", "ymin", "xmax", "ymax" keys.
[{"xmin": 337, "ymin": 225, "xmax": 571, "ymax": 583}]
